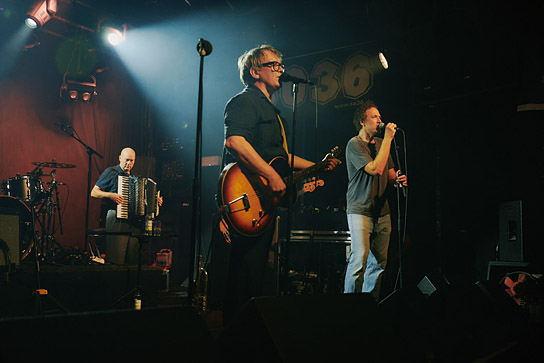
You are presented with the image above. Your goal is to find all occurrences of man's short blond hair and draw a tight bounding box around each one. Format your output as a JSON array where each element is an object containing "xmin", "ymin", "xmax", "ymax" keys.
[{"xmin": 238, "ymin": 45, "xmax": 283, "ymax": 86}]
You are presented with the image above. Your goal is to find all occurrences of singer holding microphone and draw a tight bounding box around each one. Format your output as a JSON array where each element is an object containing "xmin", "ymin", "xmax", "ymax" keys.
[
  {"xmin": 220, "ymin": 44, "xmax": 340, "ymax": 326},
  {"xmin": 344, "ymin": 100, "xmax": 407, "ymax": 301}
]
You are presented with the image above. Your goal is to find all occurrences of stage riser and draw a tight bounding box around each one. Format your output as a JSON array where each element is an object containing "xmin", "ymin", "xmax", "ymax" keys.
[
  {"xmin": 0, "ymin": 306, "xmax": 212, "ymax": 362},
  {"xmin": 0, "ymin": 265, "xmax": 165, "ymax": 318}
]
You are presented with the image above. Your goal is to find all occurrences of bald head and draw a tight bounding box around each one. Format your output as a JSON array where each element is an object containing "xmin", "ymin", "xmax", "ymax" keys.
[{"xmin": 119, "ymin": 147, "xmax": 136, "ymax": 174}]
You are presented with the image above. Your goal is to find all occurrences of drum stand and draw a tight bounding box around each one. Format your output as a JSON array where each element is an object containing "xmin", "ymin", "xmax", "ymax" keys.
[
  {"xmin": 29, "ymin": 195, "xmax": 68, "ymax": 315},
  {"xmin": 34, "ymin": 175, "xmax": 64, "ymax": 262}
]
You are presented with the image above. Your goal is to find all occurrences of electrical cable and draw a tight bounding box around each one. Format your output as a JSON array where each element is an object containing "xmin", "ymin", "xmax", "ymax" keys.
[{"xmin": 393, "ymin": 129, "xmax": 409, "ymax": 291}]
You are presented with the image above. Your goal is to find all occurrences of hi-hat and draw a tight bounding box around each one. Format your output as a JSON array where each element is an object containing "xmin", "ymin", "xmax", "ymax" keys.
[{"xmin": 32, "ymin": 161, "xmax": 76, "ymax": 168}]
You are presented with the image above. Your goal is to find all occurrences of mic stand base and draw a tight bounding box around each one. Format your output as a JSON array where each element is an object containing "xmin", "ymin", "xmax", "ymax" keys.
[{"xmin": 113, "ymin": 234, "xmax": 149, "ymax": 310}]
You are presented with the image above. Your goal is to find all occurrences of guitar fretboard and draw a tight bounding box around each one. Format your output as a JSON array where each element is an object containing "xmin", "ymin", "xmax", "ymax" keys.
[
  {"xmin": 282, "ymin": 146, "xmax": 340, "ymax": 186},
  {"xmin": 283, "ymin": 160, "xmax": 328, "ymax": 185}
]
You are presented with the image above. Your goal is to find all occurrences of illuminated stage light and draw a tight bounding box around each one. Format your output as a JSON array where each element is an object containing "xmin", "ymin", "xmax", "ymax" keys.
[
  {"xmin": 25, "ymin": 0, "xmax": 57, "ymax": 29},
  {"xmin": 80, "ymin": 91, "xmax": 92, "ymax": 102},
  {"xmin": 60, "ymin": 73, "xmax": 97, "ymax": 103},
  {"xmin": 378, "ymin": 52, "xmax": 389, "ymax": 70},
  {"xmin": 101, "ymin": 24, "xmax": 127, "ymax": 46}
]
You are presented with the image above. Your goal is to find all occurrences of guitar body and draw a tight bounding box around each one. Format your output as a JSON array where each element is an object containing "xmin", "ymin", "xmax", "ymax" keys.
[
  {"xmin": 217, "ymin": 157, "xmax": 292, "ymax": 237},
  {"xmin": 217, "ymin": 146, "xmax": 341, "ymax": 238}
]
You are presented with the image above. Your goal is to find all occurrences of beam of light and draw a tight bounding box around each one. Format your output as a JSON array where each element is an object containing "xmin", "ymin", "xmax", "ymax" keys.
[
  {"xmin": 110, "ymin": 21, "xmax": 205, "ymax": 134},
  {"xmin": 108, "ymin": 7, "xmax": 272, "ymax": 159},
  {"xmin": 0, "ymin": 25, "xmax": 34, "ymax": 80}
]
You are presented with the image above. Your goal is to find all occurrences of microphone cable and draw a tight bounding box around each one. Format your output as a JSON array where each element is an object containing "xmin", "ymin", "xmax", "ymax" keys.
[{"xmin": 393, "ymin": 128, "xmax": 409, "ymax": 291}]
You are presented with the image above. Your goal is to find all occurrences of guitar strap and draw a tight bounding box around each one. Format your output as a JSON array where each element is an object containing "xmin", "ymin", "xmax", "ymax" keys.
[
  {"xmin": 220, "ymin": 143, "xmax": 228, "ymax": 171},
  {"xmin": 216, "ymin": 143, "xmax": 230, "ymax": 241},
  {"xmin": 277, "ymin": 114, "xmax": 289, "ymax": 155}
]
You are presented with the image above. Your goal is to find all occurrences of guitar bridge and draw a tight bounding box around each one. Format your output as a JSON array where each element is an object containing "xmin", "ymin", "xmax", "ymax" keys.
[{"xmin": 221, "ymin": 193, "xmax": 250, "ymax": 214}]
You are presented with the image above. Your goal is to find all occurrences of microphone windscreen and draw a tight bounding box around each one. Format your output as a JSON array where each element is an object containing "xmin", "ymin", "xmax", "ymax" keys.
[
  {"xmin": 197, "ymin": 39, "xmax": 213, "ymax": 56},
  {"xmin": 279, "ymin": 73, "xmax": 291, "ymax": 83}
]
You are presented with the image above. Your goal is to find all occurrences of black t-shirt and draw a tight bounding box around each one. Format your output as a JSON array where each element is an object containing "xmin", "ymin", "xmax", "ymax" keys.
[{"xmin": 224, "ymin": 86, "xmax": 288, "ymax": 168}]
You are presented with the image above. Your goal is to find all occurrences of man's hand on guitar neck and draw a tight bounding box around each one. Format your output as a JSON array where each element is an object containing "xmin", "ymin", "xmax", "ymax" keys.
[{"xmin": 322, "ymin": 153, "xmax": 341, "ymax": 172}]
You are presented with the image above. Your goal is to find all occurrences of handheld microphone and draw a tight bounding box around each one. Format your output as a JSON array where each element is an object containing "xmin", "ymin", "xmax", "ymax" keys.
[
  {"xmin": 377, "ymin": 123, "xmax": 402, "ymax": 133},
  {"xmin": 279, "ymin": 72, "xmax": 314, "ymax": 85},
  {"xmin": 396, "ymin": 170, "xmax": 407, "ymax": 197}
]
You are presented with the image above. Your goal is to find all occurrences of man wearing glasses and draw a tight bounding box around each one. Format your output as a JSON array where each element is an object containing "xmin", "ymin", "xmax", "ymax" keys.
[{"xmin": 221, "ymin": 45, "xmax": 339, "ymax": 326}]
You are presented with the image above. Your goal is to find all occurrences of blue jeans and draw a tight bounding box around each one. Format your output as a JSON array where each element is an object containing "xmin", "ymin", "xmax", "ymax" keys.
[{"xmin": 344, "ymin": 213, "xmax": 391, "ymax": 300}]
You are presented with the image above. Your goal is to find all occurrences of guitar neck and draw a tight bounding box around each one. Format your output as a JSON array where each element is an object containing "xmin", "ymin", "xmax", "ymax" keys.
[{"xmin": 283, "ymin": 160, "xmax": 327, "ymax": 186}]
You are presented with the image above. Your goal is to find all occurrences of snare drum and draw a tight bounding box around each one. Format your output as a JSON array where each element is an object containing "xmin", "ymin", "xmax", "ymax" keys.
[
  {"xmin": 4, "ymin": 175, "xmax": 44, "ymax": 202},
  {"xmin": 0, "ymin": 195, "xmax": 34, "ymax": 263}
]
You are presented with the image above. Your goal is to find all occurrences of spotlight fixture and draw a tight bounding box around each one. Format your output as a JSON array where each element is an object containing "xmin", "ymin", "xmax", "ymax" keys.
[
  {"xmin": 378, "ymin": 52, "xmax": 389, "ymax": 70},
  {"xmin": 25, "ymin": 0, "xmax": 57, "ymax": 29},
  {"xmin": 101, "ymin": 24, "xmax": 127, "ymax": 46},
  {"xmin": 60, "ymin": 73, "xmax": 97, "ymax": 102}
]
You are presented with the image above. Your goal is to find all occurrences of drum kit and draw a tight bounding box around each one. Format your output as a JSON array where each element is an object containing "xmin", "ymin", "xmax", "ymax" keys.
[{"xmin": 1, "ymin": 159, "xmax": 75, "ymax": 265}]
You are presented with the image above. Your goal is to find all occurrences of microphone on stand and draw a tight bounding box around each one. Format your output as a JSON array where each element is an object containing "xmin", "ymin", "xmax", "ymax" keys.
[
  {"xmin": 54, "ymin": 122, "xmax": 72, "ymax": 131},
  {"xmin": 196, "ymin": 38, "xmax": 213, "ymax": 56},
  {"xmin": 55, "ymin": 122, "xmax": 74, "ymax": 136},
  {"xmin": 280, "ymin": 72, "xmax": 314, "ymax": 85}
]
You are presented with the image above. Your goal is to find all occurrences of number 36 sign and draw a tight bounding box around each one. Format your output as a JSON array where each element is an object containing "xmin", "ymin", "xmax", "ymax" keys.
[{"xmin": 275, "ymin": 51, "xmax": 376, "ymax": 108}]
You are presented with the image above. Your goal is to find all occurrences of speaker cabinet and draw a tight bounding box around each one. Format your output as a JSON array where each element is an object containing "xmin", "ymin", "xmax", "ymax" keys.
[
  {"xmin": 0, "ymin": 212, "xmax": 20, "ymax": 267},
  {"xmin": 499, "ymin": 200, "xmax": 523, "ymax": 261},
  {"xmin": 215, "ymin": 294, "xmax": 388, "ymax": 362}
]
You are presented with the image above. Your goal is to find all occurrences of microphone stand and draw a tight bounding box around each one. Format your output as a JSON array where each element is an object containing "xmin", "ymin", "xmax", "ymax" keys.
[
  {"xmin": 189, "ymin": 39, "xmax": 212, "ymax": 304},
  {"xmin": 60, "ymin": 126, "xmax": 103, "ymax": 251},
  {"xmin": 392, "ymin": 136, "xmax": 407, "ymax": 290},
  {"xmin": 281, "ymin": 81, "xmax": 300, "ymax": 295}
]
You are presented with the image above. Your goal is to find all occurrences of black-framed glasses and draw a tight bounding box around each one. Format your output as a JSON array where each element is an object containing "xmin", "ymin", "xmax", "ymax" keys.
[{"xmin": 260, "ymin": 61, "xmax": 285, "ymax": 72}]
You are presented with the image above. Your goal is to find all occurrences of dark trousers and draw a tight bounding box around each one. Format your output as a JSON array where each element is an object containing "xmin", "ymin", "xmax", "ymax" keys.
[
  {"xmin": 105, "ymin": 210, "xmax": 141, "ymax": 265},
  {"xmin": 222, "ymin": 223, "xmax": 276, "ymax": 327}
]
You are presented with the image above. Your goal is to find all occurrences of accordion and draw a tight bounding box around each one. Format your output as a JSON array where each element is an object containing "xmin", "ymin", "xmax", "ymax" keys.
[{"xmin": 116, "ymin": 176, "xmax": 160, "ymax": 219}]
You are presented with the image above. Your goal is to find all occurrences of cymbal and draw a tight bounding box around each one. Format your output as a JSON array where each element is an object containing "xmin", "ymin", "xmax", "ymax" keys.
[{"xmin": 32, "ymin": 161, "xmax": 76, "ymax": 168}]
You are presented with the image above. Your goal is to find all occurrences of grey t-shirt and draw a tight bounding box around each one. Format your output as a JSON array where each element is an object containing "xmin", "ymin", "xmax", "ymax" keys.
[{"xmin": 345, "ymin": 136, "xmax": 394, "ymax": 217}]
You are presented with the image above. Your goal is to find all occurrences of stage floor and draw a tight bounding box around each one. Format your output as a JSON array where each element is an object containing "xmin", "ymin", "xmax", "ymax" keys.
[{"xmin": 1, "ymin": 261, "xmax": 542, "ymax": 362}]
